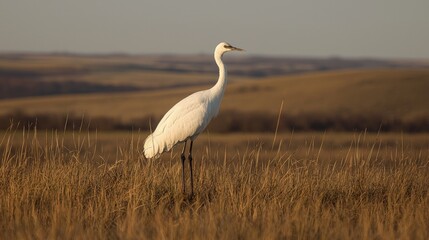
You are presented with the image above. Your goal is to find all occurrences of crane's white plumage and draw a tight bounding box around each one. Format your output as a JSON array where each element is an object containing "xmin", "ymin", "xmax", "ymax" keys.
[{"xmin": 144, "ymin": 42, "xmax": 242, "ymax": 159}]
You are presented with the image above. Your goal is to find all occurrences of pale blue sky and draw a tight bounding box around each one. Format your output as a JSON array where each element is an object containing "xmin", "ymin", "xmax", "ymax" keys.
[{"xmin": 1, "ymin": 0, "xmax": 428, "ymax": 59}]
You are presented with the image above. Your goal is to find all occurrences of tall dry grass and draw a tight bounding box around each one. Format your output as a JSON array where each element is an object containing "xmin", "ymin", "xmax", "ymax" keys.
[{"xmin": 0, "ymin": 127, "xmax": 428, "ymax": 239}]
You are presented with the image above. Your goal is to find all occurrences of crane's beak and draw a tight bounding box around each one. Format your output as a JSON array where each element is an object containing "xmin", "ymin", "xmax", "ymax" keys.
[{"xmin": 232, "ymin": 46, "xmax": 244, "ymax": 51}]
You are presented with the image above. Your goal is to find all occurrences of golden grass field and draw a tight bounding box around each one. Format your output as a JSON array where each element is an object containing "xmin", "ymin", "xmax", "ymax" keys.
[
  {"xmin": 0, "ymin": 129, "xmax": 428, "ymax": 239},
  {"xmin": 1, "ymin": 55, "xmax": 429, "ymax": 239}
]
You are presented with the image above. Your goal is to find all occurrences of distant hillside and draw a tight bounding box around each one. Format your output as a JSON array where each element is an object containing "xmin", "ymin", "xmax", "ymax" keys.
[
  {"xmin": 0, "ymin": 78, "xmax": 140, "ymax": 99},
  {"xmin": 1, "ymin": 68, "xmax": 428, "ymax": 132},
  {"xmin": 225, "ymin": 69, "xmax": 429, "ymax": 117},
  {"xmin": 1, "ymin": 53, "xmax": 428, "ymax": 99}
]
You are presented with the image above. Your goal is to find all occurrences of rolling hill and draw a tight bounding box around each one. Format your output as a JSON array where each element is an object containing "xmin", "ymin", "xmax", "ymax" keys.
[
  {"xmin": 2, "ymin": 53, "xmax": 428, "ymax": 99},
  {"xmin": 1, "ymin": 68, "xmax": 428, "ymax": 132}
]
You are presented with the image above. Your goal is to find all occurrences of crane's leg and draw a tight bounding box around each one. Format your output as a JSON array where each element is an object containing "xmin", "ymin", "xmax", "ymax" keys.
[
  {"xmin": 181, "ymin": 141, "xmax": 187, "ymax": 194},
  {"xmin": 189, "ymin": 141, "xmax": 194, "ymax": 196}
]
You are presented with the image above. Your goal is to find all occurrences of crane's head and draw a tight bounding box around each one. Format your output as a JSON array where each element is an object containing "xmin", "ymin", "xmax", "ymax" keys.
[{"xmin": 215, "ymin": 42, "xmax": 244, "ymax": 55}]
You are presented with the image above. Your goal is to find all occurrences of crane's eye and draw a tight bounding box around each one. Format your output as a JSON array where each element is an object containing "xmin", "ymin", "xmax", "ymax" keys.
[{"xmin": 224, "ymin": 45, "xmax": 232, "ymax": 49}]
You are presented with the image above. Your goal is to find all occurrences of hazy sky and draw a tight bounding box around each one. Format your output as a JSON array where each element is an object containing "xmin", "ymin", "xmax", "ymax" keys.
[{"xmin": 1, "ymin": 0, "xmax": 428, "ymax": 59}]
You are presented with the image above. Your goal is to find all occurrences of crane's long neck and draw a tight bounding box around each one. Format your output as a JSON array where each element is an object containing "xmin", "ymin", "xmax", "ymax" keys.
[{"xmin": 210, "ymin": 51, "xmax": 227, "ymax": 99}]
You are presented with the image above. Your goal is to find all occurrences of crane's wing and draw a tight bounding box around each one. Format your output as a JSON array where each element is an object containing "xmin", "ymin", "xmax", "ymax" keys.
[{"xmin": 143, "ymin": 91, "xmax": 210, "ymax": 159}]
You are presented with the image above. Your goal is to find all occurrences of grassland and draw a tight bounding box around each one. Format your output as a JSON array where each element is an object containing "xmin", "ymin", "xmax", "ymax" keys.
[
  {"xmin": 2, "ymin": 53, "xmax": 429, "ymax": 132},
  {"xmin": 1, "ymin": 69, "xmax": 428, "ymax": 118},
  {"xmin": 1, "ymin": 68, "xmax": 429, "ymax": 132},
  {"xmin": 1, "ymin": 54, "xmax": 429, "ymax": 239},
  {"xmin": 0, "ymin": 129, "xmax": 428, "ymax": 239}
]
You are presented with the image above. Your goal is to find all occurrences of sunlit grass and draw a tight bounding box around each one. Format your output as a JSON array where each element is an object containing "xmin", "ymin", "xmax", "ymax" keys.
[{"xmin": 0, "ymin": 128, "xmax": 428, "ymax": 239}]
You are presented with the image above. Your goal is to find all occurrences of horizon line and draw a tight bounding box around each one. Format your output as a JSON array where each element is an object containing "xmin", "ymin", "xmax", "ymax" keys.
[{"xmin": 1, "ymin": 50, "xmax": 429, "ymax": 63}]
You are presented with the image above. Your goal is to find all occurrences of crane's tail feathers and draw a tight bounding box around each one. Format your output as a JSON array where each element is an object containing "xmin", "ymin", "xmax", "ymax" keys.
[
  {"xmin": 143, "ymin": 134, "xmax": 160, "ymax": 159},
  {"xmin": 143, "ymin": 133, "xmax": 175, "ymax": 159},
  {"xmin": 144, "ymin": 130, "xmax": 185, "ymax": 159}
]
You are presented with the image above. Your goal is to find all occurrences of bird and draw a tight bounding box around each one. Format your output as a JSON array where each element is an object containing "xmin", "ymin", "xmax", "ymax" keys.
[{"xmin": 143, "ymin": 42, "xmax": 243, "ymax": 195}]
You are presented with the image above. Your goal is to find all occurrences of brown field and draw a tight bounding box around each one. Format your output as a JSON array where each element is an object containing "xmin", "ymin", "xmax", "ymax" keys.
[
  {"xmin": 2, "ymin": 53, "xmax": 429, "ymax": 132},
  {"xmin": 1, "ymin": 54, "xmax": 429, "ymax": 239},
  {"xmin": 1, "ymin": 69, "xmax": 429, "ymax": 123},
  {"xmin": 1, "ymin": 68, "xmax": 429, "ymax": 133},
  {"xmin": 0, "ymin": 129, "xmax": 428, "ymax": 239}
]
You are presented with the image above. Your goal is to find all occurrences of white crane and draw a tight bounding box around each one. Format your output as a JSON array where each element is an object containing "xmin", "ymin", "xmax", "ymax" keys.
[{"xmin": 143, "ymin": 42, "xmax": 243, "ymax": 195}]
